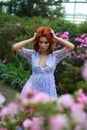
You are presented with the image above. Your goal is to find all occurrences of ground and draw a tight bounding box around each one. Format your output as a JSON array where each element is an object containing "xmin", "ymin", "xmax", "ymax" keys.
[{"xmin": 0, "ymin": 82, "xmax": 18, "ymax": 101}]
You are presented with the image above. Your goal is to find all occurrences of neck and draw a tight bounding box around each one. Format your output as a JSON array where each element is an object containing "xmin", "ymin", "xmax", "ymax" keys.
[{"xmin": 39, "ymin": 51, "xmax": 48, "ymax": 56}]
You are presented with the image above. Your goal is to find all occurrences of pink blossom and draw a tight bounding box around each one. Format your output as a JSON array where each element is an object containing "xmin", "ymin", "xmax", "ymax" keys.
[
  {"xmin": 57, "ymin": 94, "xmax": 74, "ymax": 109},
  {"xmin": 23, "ymin": 119, "xmax": 32, "ymax": 129},
  {"xmin": 0, "ymin": 106, "xmax": 11, "ymax": 117},
  {"xmin": 81, "ymin": 33, "xmax": 87, "ymax": 38},
  {"xmin": 15, "ymin": 23, "xmax": 21, "ymax": 27},
  {"xmin": 71, "ymin": 105, "xmax": 87, "ymax": 124},
  {"xmin": 30, "ymin": 117, "xmax": 43, "ymax": 130},
  {"xmin": 75, "ymin": 124, "xmax": 86, "ymax": 130},
  {"xmin": 85, "ymin": 37, "xmax": 87, "ymax": 44},
  {"xmin": 61, "ymin": 34, "xmax": 69, "ymax": 41},
  {"xmin": 55, "ymin": 32, "xmax": 59, "ymax": 36},
  {"xmin": 81, "ymin": 60, "xmax": 87, "ymax": 81},
  {"xmin": 0, "ymin": 128, "xmax": 8, "ymax": 130},
  {"xmin": 64, "ymin": 31, "xmax": 69, "ymax": 35},
  {"xmin": 0, "ymin": 93, "xmax": 5, "ymax": 105},
  {"xmin": 57, "ymin": 44, "xmax": 61, "ymax": 48},
  {"xmin": 2, "ymin": 58, "xmax": 7, "ymax": 64},
  {"xmin": 30, "ymin": 92, "xmax": 50, "ymax": 104},
  {"xmin": 71, "ymin": 103, "xmax": 84, "ymax": 112},
  {"xmin": 77, "ymin": 92, "xmax": 87, "ymax": 104},
  {"xmin": 49, "ymin": 115, "xmax": 69, "ymax": 130},
  {"xmin": 75, "ymin": 37, "xmax": 80, "ymax": 42},
  {"xmin": 0, "ymin": 102, "xmax": 19, "ymax": 117},
  {"xmin": 72, "ymin": 51, "xmax": 76, "ymax": 56},
  {"xmin": 71, "ymin": 103, "xmax": 87, "ymax": 124},
  {"xmin": 7, "ymin": 102, "xmax": 20, "ymax": 115}
]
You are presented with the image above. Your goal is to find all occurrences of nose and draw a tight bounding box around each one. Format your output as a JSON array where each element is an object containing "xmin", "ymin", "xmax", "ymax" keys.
[{"xmin": 41, "ymin": 43, "xmax": 45, "ymax": 46}]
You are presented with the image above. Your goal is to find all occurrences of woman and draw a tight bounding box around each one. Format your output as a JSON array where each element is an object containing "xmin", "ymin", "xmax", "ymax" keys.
[{"xmin": 13, "ymin": 27, "xmax": 75, "ymax": 97}]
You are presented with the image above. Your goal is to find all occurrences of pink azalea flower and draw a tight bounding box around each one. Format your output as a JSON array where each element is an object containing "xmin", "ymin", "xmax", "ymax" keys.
[
  {"xmin": 55, "ymin": 32, "xmax": 59, "ymax": 36},
  {"xmin": 77, "ymin": 92, "xmax": 87, "ymax": 104},
  {"xmin": 15, "ymin": 23, "xmax": 21, "ymax": 27},
  {"xmin": 0, "ymin": 128, "xmax": 7, "ymax": 130},
  {"xmin": 57, "ymin": 94, "xmax": 74, "ymax": 109},
  {"xmin": 0, "ymin": 102, "xmax": 19, "ymax": 117},
  {"xmin": 30, "ymin": 117, "xmax": 43, "ymax": 130},
  {"xmin": 49, "ymin": 115, "xmax": 69, "ymax": 130},
  {"xmin": 64, "ymin": 31, "xmax": 69, "ymax": 35},
  {"xmin": 30, "ymin": 92, "xmax": 50, "ymax": 104},
  {"xmin": 0, "ymin": 106, "xmax": 11, "ymax": 117},
  {"xmin": 2, "ymin": 58, "xmax": 7, "ymax": 64},
  {"xmin": 72, "ymin": 51, "xmax": 76, "ymax": 56},
  {"xmin": 57, "ymin": 44, "xmax": 61, "ymax": 48},
  {"xmin": 71, "ymin": 103, "xmax": 84, "ymax": 112},
  {"xmin": 7, "ymin": 102, "xmax": 20, "ymax": 115},
  {"xmin": 23, "ymin": 119, "xmax": 32, "ymax": 129},
  {"xmin": 81, "ymin": 60, "xmax": 87, "ymax": 81},
  {"xmin": 76, "ymin": 54, "xmax": 84, "ymax": 60},
  {"xmin": 71, "ymin": 105, "xmax": 87, "ymax": 124},
  {"xmin": 0, "ymin": 93, "xmax": 5, "ymax": 105}
]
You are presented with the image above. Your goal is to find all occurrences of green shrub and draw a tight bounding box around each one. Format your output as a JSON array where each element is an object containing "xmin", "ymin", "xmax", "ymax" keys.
[
  {"xmin": 56, "ymin": 63, "xmax": 84, "ymax": 95},
  {"xmin": 78, "ymin": 21, "xmax": 87, "ymax": 34},
  {"xmin": 76, "ymin": 81, "xmax": 87, "ymax": 92},
  {"xmin": 0, "ymin": 62, "xmax": 31, "ymax": 91}
]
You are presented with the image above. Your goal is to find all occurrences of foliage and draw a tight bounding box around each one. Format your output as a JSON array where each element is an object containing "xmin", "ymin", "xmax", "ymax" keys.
[
  {"xmin": 0, "ymin": 61, "xmax": 31, "ymax": 91},
  {"xmin": 0, "ymin": 88, "xmax": 87, "ymax": 130},
  {"xmin": 76, "ymin": 81, "xmax": 87, "ymax": 92},
  {"xmin": 79, "ymin": 21, "xmax": 87, "ymax": 34},
  {"xmin": 55, "ymin": 63, "xmax": 84, "ymax": 95},
  {"xmin": 0, "ymin": 0, "xmax": 64, "ymax": 18}
]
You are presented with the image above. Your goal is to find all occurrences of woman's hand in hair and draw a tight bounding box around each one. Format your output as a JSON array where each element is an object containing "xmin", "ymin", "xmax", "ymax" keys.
[{"xmin": 50, "ymin": 28, "xmax": 57, "ymax": 39}]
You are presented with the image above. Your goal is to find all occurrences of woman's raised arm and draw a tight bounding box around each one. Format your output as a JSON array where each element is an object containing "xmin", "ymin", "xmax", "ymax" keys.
[{"xmin": 13, "ymin": 33, "xmax": 36, "ymax": 52}]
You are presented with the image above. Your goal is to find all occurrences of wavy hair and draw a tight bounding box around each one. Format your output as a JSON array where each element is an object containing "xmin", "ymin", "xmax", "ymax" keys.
[{"xmin": 34, "ymin": 27, "xmax": 56, "ymax": 53}]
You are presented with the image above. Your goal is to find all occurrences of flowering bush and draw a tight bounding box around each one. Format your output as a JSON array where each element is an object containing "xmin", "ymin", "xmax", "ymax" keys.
[
  {"xmin": 0, "ymin": 87, "xmax": 87, "ymax": 130},
  {"xmin": 72, "ymin": 33, "xmax": 87, "ymax": 61}
]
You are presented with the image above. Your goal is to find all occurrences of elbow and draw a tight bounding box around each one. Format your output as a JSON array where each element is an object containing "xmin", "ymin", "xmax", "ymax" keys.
[
  {"xmin": 13, "ymin": 44, "xmax": 21, "ymax": 52},
  {"xmin": 67, "ymin": 44, "xmax": 75, "ymax": 52},
  {"xmin": 71, "ymin": 44, "xmax": 75, "ymax": 50},
  {"xmin": 13, "ymin": 44, "xmax": 17, "ymax": 51},
  {"xmin": 70, "ymin": 44, "xmax": 75, "ymax": 51}
]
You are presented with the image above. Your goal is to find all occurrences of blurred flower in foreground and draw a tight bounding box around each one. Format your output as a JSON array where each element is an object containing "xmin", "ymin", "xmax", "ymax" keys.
[
  {"xmin": 0, "ymin": 82, "xmax": 87, "ymax": 130},
  {"xmin": 23, "ymin": 118, "xmax": 32, "ymax": 130},
  {"xmin": 81, "ymin": 60, "xmax": 87, "ymax": 82}
]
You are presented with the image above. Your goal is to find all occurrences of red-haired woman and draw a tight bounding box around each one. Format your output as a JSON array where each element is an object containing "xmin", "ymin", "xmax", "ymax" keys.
[{"xmin": 13, "ymin": 27, "xmax": 75, "ymax": 97}]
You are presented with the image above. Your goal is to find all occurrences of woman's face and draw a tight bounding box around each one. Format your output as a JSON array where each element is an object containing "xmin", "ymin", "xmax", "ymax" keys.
[{"xmin": 38, "ymin": 37, "xmax": 50, "ymax": 53}]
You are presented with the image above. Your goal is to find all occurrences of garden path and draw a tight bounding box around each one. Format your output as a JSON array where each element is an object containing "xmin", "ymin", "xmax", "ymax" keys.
[{"xmin": 0, "ymin": 82, "xmax": 18, "ymax": 101}]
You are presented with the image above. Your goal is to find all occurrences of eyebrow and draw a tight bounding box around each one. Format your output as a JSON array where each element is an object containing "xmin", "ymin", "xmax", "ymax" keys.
[{"xmin": 39, "ymin": 40, "xmax": 48, "ymax": 42}]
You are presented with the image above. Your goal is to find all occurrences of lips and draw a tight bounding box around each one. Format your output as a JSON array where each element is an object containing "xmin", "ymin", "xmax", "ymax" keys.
[{"xmin": 40, "ymin": 48, "xmax": 45, "ymax": 50}]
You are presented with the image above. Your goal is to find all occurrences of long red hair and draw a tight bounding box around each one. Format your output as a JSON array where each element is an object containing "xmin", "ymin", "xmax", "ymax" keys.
[{"xmin": 34, "ymin": 27, "xmax": 56, "ymax": 53}]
